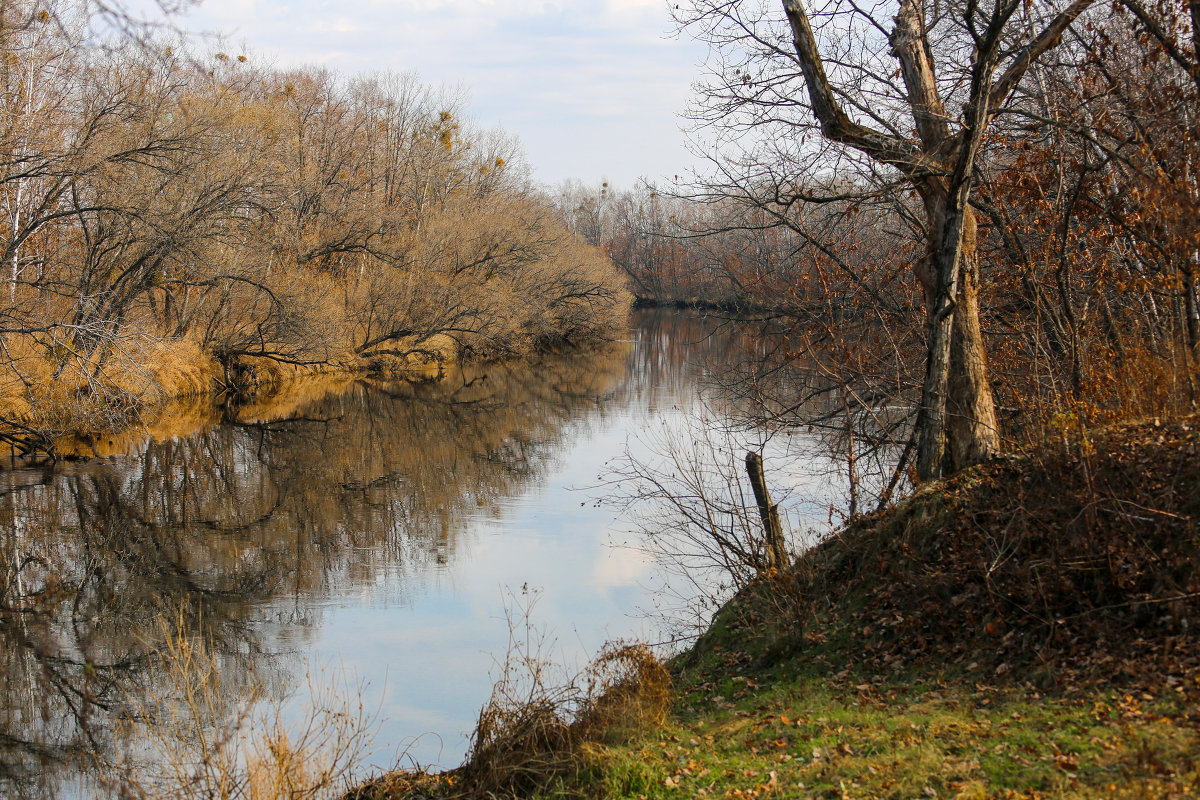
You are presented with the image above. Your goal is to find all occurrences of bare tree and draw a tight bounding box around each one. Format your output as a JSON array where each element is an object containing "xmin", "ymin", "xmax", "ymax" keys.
[
  {"xmin": 0, "ymin": 16, "xmax": 630, "ymax": 455},
  {"xmin": 680, "ymin": 0, "xmax": 1099, "ymax": 479}
]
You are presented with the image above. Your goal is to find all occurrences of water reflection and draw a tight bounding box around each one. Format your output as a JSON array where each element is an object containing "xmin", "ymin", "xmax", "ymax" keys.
[{"xmin": 4, "ymin": 310, "xmax": 779, "ymax": 796}]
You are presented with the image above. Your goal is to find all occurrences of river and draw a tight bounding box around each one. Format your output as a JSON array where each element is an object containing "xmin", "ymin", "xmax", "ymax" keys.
[{"xmin": 0, "ymin": 310, "xmax": 850, "ymax": 798}]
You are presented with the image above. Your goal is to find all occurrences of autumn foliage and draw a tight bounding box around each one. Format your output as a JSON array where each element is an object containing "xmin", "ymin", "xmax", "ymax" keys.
[
  {"xmin": 580, "ymin": 3, "xmax": 1198, "ymax": 490},
  {"xmin": 0, "ymin": 4, "xmax": 628, "ymax": 456}
]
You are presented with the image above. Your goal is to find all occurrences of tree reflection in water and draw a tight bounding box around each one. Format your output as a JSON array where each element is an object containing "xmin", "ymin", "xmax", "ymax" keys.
[{"xmin": 0, "ymin": 310, "xmax": 767, "ymax": 798}]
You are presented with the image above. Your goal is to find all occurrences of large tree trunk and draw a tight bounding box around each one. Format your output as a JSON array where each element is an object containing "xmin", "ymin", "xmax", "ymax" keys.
[
  {"xmin": 916, "ymin": 183, "xmax": 1001, "ymax": 477},
  {"xmin": 947, "ymin": 239, "xmax": 1001, "ymax": 471},
  {"xmin": 778, "ymin": 0, "xmax": 1092, "ymax": 479}
]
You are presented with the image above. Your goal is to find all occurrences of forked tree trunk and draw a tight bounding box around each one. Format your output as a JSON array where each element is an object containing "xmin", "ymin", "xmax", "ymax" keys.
[
  {"xmin": 779, "ymin": 0, "xmax": 1093, "ymax": 480},
  {"xmin": 916, "ymin": 185, "xmax": 1001, "ymax": 478}
]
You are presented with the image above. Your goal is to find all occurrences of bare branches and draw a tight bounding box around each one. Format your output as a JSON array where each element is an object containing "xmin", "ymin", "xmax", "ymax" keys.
[
  {"xmin": 988, "ymin": 0, "xmax": 1098, "ymax": 116},
  {"xmin": 781, "ymin": 0, "xmax": 939, "ymax": 174},
  {"xmin": 889, "ymin": 0, "xmax": 953, "ymax": 150},
  {"xmin": 0, "ymin": 9, "xmax": 629, "ymax": 451}
]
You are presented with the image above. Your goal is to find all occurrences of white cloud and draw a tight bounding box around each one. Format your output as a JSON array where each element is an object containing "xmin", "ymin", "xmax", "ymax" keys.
[{"xmin": 182, "ymin": 0, "xmax": 706, "ymax": 187}]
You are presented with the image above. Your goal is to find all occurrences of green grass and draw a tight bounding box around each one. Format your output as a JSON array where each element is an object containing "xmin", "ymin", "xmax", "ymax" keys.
[{"xmin": 570, "ymin": 661, "xmax": 1200, "ymax": 800}]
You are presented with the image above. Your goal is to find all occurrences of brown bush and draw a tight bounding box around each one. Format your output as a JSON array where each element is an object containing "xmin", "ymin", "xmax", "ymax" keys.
[
  {"xmin": 455, "ymin": 640, "xmax": 670, "ymax": 798},
  {"xmin": 572, "ymin": 643, "xmax": 672, "ymax": 745},
  {"xmin": 0, "ymin": 20, "xmax": 629, "ymax": 455}
]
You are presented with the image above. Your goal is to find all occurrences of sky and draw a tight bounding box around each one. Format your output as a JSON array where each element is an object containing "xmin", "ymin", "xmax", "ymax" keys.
[{"xmin": 176, "ymin": 0, "xmax": 711, "ymax": 190}]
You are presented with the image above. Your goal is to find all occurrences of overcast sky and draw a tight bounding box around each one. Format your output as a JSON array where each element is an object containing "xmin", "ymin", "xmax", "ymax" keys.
[{"xmin": 177, "ymin": 0, "xmax": 710, "ymax": 190}]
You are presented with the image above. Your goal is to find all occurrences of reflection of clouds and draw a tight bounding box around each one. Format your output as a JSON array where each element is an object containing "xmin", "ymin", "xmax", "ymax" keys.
[
  {"xmin": 304, "ymin": 391, "xmax": 672, "ymax": 770},
  {"xmin": 589, "ymin": 544, "xmax": 654, "ymax": 590},
  {"xmin": 312, "ymin": 600, "xmax": 506, "ymax": 768}
]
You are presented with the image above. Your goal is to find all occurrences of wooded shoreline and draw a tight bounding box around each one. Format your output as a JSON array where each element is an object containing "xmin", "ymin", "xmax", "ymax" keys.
[
  {"xmin": 0, "ymin": 8, "xmax": 632, "ymax": 461},
  {"xmin": 5, "ymin": 327, "xmax": 632, "ymax": 463}
]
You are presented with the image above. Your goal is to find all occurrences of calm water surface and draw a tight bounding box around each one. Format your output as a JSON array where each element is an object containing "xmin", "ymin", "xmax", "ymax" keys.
[{"xmin": 0, "ymin": 311, "xmax": 845, "ymax": 796}]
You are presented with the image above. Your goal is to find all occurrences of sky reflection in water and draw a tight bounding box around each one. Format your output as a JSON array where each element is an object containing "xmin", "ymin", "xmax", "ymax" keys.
[{"xmin": 0, "ymin": 310, "xmax": 850, "ymax": 794}]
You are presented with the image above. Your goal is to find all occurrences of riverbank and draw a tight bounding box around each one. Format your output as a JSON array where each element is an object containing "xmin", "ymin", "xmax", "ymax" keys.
[
  {"xmin": 1, "ymin": 328, "xmax": 622, "ymax": 462},
  {"xmin": 350, "ymin": 414, "xmax": 1200, "ymax": 799}
]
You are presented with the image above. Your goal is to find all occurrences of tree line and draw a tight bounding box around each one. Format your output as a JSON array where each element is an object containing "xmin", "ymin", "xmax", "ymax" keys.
[
  {"xmin": 564, "ymin": 0, "xmax": 1198, "ymax": 493},
  {"xmin": 0, "ymin": 2, "xmax": 629, "ymax": 457}
]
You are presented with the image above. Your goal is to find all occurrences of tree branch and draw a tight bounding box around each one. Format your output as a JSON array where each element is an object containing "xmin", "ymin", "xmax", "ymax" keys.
[
  {"xmin": 781, "ymin": 0, "xmax": 943, "ymax": 175},
  {"xmin": 988, "ymin": 0, "xmax": 1097, "ymax": 114}
]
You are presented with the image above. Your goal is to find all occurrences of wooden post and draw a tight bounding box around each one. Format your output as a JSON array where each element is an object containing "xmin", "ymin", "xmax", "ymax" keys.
[{"xmin": 745, "ymin": 451, "xmax": 787, "ymax": 572}]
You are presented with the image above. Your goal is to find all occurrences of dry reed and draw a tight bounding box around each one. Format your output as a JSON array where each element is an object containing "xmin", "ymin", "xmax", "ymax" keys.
[
  {"xmin": 457, "ymin": 597, "xmax": 670, "ymax": 799},
  {"xmin": 108, "ymin": 613, "xmax": 377, "ymax": 800}
]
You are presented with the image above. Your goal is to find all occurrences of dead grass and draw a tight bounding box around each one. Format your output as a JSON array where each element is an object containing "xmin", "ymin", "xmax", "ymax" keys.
[
  {"xmin": 347, "ymin": 638, "xmax": 669, "ymax": 800},
  {"xmin": 110, "ymin": 614, "xmax": 377, "ymax": 800},
  {"xmin": 147, "ymin": 337, "xmax": 223, "ymax": 402},
  {"xmin": 574, "ymin": 644, "xmax": 673, "ymax": 744},
  {"xmin": 0, "ymin": 331, "xmax": 460, "ymax": 458},
  {"xmin": 459, "ymin": 639, "xmax": 670, "ymax": 799},
  {"xmin": 0, "ymin": 333, "xmax": 221, "ymax": 454}
]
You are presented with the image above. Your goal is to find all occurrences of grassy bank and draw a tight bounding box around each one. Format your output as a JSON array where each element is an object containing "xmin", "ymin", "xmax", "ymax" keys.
[
  {"xmin": 583, "ymin": 659, "xmax": 1199, "ymax": 799},
  {"xmin": 350, "ymin": 415, "xmax": 1200, "ymax": 799}
]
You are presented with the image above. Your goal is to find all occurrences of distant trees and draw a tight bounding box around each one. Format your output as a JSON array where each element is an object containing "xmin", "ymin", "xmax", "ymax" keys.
[
  {"xmin": 575, "ymin": 0, "xmax": 1197, "ymax": 496},
  {"xmin": 0, "ymin": 2, "xmax": 629, "ymax": 455},
  {"xmin": 553, "ymin": 181, "xmax": 802, "ymax": 305}
]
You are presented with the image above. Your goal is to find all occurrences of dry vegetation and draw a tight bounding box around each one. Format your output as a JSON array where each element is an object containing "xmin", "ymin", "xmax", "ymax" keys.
[
  {"xmin": 530, "ymin": 3, "xmax": 1200, "ymax": 787},
  {"xmin": 0, "ymin": 2, "xmax": 629, "ymax": 458},
  {"xmin": 3, "ymin": 0, "xmax": 1197, "ymax": 795},
  {"xmin": 106, "ymin": 617, "xmax": 378, "ymax": 800},
  {"xmin": 560, "ymin": 0, "xmax": 1200, "ymax": 492},
  {"xmin": 346, "ymin": 636, "xmax": 671, "ymax": 800}
]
